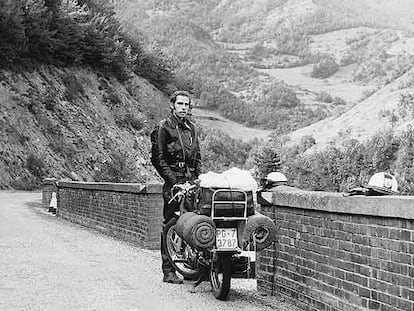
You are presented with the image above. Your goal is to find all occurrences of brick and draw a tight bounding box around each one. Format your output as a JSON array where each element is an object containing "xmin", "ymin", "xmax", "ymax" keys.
[
  {"xmin": 335, "ymin": 230, "xmax": 352, "ymax": 241},
  {"xmin": 337, "ymin": 259, "xmax": 356, "ymax": 272},
  {"xmin": 395, "ymin": 298, "xmax": 412, "ymax": 311},
  {"xmin": 355, "ymin": 264, "xmax": 371, "ymax": 277},
  {"xmin": 372, "ymin": 248, "xmax": 391, "ymax": 260},
  {"xmin": 350, "ymin": 253, "xmax": 369, "ymax": 265},
  {"xmin": 342, "ymin": 280, "xmax": 358, "ymax": 293},
  {"xmin": 338, "ymin": 241, "xmax": 354, "ymax": 252},
  {"xmin": 368, "ymin": 300, "xmax": 380, "ymax": 310},
  {"xmin": 399, "ymin": 242, "xmax": 409, "ymax": 253},
  {"xmin": 345, "ymin": 272, "xmax": 368, "ymax": 287},
  {"xmin": 359, "ymin": 287, "xmax": 371, "ymax": 299},
  {"xmin": 401, "ymin": 230, "xmax": 412, "ymax": 241},
  {"xmin": 401, "ymin": 288, "xmax": 414, "ymax": 302},
  {"xmin": 408, "ymin": 243, "xmax": 414, "ymax": 255},
  {"xmin": 391, "ymin": 251, "xmax": 411, "ymax": 265},
  {"xmin": 387, "ymin": 262, "xmax": 403, "ymax": 274},
  {"xmin": 409, "ymin": 266, "xmax": 414, "ymax": 278},
  {"xmin": 352, "ymin": 234, "xmax": 370, "ymax": 245}
]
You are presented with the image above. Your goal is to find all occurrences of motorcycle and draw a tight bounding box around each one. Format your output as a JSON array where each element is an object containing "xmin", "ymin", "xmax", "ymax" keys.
[{"xmin": 162, "ymin": 179, "xmax": 276, "ymax": 300}]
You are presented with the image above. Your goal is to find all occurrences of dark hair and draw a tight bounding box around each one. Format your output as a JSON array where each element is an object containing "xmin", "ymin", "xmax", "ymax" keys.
[{"xmin": 169, "ymin": 90, "xmax": 192, "ymax": 105}]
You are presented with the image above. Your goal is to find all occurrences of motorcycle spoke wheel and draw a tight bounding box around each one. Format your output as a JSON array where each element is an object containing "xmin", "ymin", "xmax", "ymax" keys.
[
  {"xmin": 210, "ymin": 255, "xmax": 232, "ymax": 300},
  {"xmin": 164, "ymin": 218, "xmax": 200, "ymax": 280}
]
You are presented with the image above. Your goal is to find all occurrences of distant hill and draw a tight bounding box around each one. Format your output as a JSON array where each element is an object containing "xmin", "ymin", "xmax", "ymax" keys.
[
  {"xmin": 287, "ymin": 67, "xmax": 414, "ymax": 149},
  {"xmin": 113, "ymin": 0, "xmax": 414, "ymax": 147}
]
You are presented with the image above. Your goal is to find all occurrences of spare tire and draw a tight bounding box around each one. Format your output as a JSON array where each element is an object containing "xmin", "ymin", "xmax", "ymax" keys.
[
  {"xmin": 242, "ymin": 213, "xmax": 277, "ymax": 251},
  {"xmin": 175, "ymin": 212, "xmax": 197, "ymax": 239},
  {"xmin": 183, "ymin": 214, "xmax": 216, "ymax": 250}
]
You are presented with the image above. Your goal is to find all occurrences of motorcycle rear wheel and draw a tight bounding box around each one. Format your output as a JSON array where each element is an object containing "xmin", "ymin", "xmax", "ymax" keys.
[
  {"xmin": 163, "ymin": 217, "xmax": 200, "ymax": 280},
  {"xmin": 210, "ymin": 254, "xmax": 232, "ymax": 300}
]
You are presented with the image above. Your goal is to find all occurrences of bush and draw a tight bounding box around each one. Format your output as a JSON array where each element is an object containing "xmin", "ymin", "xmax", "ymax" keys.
[
  {"xmin": 252, "ymin": 146, "xmax": 281, "ymax": 179},
  {"xmin": 26, "ymin": 153, "xmax": 46, "ymax": 179},
  {"xmin": 10, "ymin": 175, "xmax": 42, "ymax": 190},
  {"xmin": 199, "ymin": 128, "xmax": 254, "ymax": 173},
  {"xmin": 332, "ymin": 96, "xmax": 347, "ymax": 105},
  {"xmin": 316, "ymin": 91, "xmax": 333, "ymax": 103},
  {"xmin": 93, "ymin": 150, "xmax": 139, "ymax": 183},
  {"xmin": 62, "ymin": 73, "xmax": 85, "ymax": 102},
  {"xmin": 262, "ymin": 81, "xmax": 300, "ymax": 109},
  {"xmin": 115, "ymin": 112, "xmax": 145, "ymax": 131},
  {"xmin": 311, "ymin": 56, "xmax": 339, "ymax": 79}
]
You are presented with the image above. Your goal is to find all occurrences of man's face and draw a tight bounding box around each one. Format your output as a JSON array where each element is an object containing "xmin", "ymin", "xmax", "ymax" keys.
[{"xmin": 172, "ymin": 95, "xmax": 191, "ymax": 119}]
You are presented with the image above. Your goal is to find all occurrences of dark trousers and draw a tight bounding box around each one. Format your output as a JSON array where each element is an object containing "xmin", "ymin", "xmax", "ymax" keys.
[
  {"xmin": 160, "ymin": 178, "xmax": 197, "ymax": 275},
  {"xmin": 161, "ymin": 182, "xmax": 183, "ymax": 275}
]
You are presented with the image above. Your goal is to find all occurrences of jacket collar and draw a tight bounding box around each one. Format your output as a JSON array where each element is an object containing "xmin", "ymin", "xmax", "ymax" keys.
[{"xmin": 167, "ymin": 112, "xmax": 190, "ymax": 129}]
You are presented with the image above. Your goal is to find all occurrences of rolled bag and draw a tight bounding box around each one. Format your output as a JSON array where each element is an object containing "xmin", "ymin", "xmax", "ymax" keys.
[
  {"xmin": 175, "ymin": 212, "xmax": 216, "ymax": 250},
  {"xmin": 242, "ymin": 212, "xmax": 277, "ymax": 251}
]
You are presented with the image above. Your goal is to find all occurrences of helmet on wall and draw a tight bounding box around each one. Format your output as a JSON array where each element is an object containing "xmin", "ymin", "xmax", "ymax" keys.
[
  {"xmin": 366, "ymin": 172, "xmax": 398, "ymax": 195},
  {"xmin": 266, "ymin": 172, "xmax": 288, "ymax": 185}
]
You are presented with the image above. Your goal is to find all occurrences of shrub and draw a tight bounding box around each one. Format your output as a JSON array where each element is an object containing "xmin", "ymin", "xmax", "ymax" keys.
[
  {"xmin": 115, "ymin": 112, "xmax": 145, "ymax": 131},
  {"xmin": 62, "ymin": 73, "xmax": 85, "ymax": 102},
  {"xmin": 394, "ymin": 128, "xmax": 414, "ymax": 194},
  {"xmin": 93, "ymin": 150, "xmax": 139, "ymax": 183},
  {"xmin": 316, "ymin": 91, "xmax": 333, "ymax": 103},
  {"xmin": 26, "ymin": 153, "xmax": 46, "ymax": 179},
  {"xmin": 199, "ymin": 128, "xmax": 253, "ymax": 173},
  {"xmin": 332, "ymin": 96, "xmax": 347, "ymax": 105},
  {"xmin": 252, "ymin": 146, "xmax": 281, "ymax": 180},
  {"xmin": 104, "ymin": 88, "xmax": 123, "ymax": 106},
  {"xmin": 311, "ymin": 55, "xmax": 339, "ymax": 79},
  {"xmin": 10, "ymin": 175, "xmax": 41, "ymax": 190},
  {"xmin": 248, "ymin": 43, "xmax": 273, "ymax": 59},
  {"xmin": 262, "ymin": 81, "xmax": 300, "ymax": 109},
  {"xmin": 397, "ymin": 93, "xmax": 414, "ymax": 119}
]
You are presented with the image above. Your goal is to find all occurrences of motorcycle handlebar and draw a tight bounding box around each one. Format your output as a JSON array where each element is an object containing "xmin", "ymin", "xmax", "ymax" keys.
[{"xmin": 168, "ymin": 183, "xmax": 197, "ymax": 204}]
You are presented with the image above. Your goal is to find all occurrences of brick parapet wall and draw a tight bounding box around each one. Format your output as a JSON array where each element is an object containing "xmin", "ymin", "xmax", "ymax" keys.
[
  {"xmin": 46, "ymin": 180, "xmax": 164, "ymax": 250},
  {"xmin": 257, "ymin": 186, "xmax": 414, "ymax": 311}
]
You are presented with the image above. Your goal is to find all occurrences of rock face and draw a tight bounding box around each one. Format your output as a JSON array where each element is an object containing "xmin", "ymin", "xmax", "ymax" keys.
[{"xmin": 0, "ymin": 65, "xmax": 167, "ymax": 189}]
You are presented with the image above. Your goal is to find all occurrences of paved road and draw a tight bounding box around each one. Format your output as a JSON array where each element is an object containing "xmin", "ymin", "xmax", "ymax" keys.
[{"xmin": 0, "ymin": 191, "xmax": 300, "ymax": 311}]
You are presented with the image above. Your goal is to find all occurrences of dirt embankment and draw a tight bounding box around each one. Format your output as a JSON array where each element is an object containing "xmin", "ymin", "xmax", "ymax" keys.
[{"xmin": 0, "ymin": 66, "xmax": 166, "ymax": 189}]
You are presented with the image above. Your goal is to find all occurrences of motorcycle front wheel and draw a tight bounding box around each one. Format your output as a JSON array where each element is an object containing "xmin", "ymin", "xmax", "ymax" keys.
[
  {"xmin": 163, "ymin": 217, "xmax": 200, "ymax": 280},
  {"xmin": 210, "ymin": 253, "xmax": 232, "ymax": 300}
]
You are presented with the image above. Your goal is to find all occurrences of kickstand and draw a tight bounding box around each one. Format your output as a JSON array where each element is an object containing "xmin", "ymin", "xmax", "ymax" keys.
[{"xmin": 192, "ymin": 257, "xmax": 210, "ymax": 289}]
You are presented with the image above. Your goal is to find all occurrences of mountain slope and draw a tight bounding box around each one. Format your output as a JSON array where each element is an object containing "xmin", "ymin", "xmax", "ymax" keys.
[
  {"xmin": 0, "ymin": 66, "xmax": 167, "ymax": 189},
  {"xmin": 287, "ymin": 66, "xmax": 414, "ymax": 148}
]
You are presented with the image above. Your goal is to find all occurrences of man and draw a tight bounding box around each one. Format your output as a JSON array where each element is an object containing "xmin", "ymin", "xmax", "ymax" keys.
[{"xmin": 151, "ymin": 90, "xmax": 202, "ymax": 284}]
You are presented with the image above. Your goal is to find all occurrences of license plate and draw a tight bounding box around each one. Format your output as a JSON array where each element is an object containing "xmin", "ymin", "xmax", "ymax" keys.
[{"xmin": 216, "ymin": 228, "xmax": 238, "ymax": 250}]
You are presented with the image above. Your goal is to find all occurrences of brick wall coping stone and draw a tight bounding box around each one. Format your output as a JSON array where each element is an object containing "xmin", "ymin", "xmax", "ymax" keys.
[
  {"xmin": 261, "ymin": 185, "xmax": 414, "ymax": 220},
  {"xmin": 57, "ymin": 181, "xmax": 163, "ymax": 194}
]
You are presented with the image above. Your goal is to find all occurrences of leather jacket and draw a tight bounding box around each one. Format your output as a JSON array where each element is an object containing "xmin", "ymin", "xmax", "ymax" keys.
[{"xmin": 154, "ymin": 113, "xmax": 202, "ymax": 186}]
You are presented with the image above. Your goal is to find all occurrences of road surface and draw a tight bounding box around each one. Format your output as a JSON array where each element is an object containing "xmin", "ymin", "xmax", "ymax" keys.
[{"xmin": 0, "ymin": 191, "xmax": 300, "ymax": 311}]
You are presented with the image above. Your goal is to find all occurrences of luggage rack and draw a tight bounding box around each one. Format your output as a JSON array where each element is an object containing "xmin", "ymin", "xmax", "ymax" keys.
[{"xmin": 210, "ymin": 189, "xmax": 249, "ymax": 221}]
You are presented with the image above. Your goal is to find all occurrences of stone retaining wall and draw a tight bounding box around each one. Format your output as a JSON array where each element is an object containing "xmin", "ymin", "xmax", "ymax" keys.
[{"xmin": 257, "ymin": 186, "xmax": 414, "ymax": 311}]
